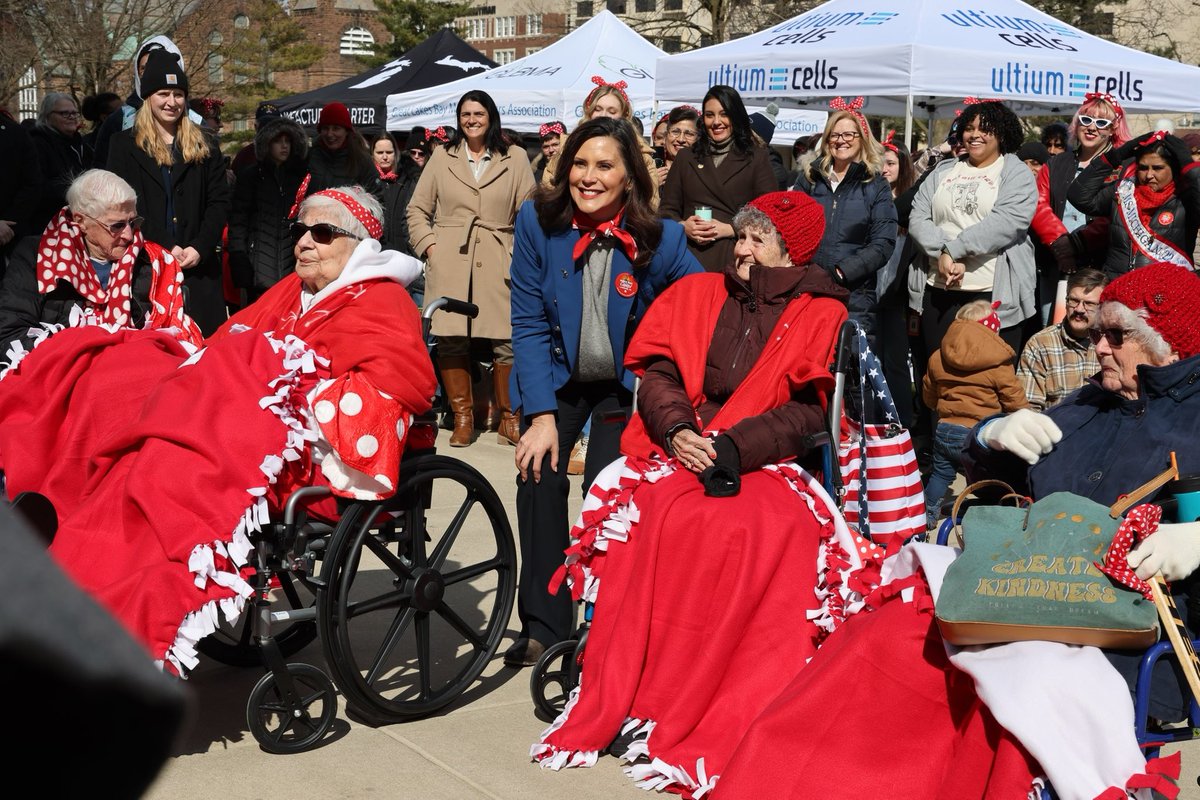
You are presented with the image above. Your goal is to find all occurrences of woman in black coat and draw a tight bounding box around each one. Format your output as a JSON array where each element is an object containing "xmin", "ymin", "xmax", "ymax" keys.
[
  {"xmin": 105, "ymin": 51, "xmax": 229, "ymax": 335},
  {"xmin": 793, "ymin": 103, "xmax": 897, "ymax": 350},
  {"xmin": 302, "ymin": 102, "xmax": 383, "ymax": 203},
  {"xmin": 659, "ymin": 85, "xmax": 777, "ymax": 272},
  {"xmin": 30, "ymin": 93, "xmax": 93, "ymax": 235},
  {"xmin": 228, "ymin": 116, "xmax": 308, "ymax": 302}
]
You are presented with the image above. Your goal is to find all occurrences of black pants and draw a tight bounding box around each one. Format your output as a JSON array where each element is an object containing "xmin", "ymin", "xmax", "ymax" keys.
[{"xmin": 515, "ymin": 379, "xmax": 632, "ymax": 646}]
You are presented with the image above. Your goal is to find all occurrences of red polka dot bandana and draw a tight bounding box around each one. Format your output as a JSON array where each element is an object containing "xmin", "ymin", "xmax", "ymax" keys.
[
  {"xmin": 1097, "ymin": 503, "xmax": 1161, "ymax": 600},
  {"xmin": 312, "ymin": 189, "xmax": 383, "ymax": 241},
  {"xmin": 36, "ymin": 207, "xmax": 198, "ymax": 340}
]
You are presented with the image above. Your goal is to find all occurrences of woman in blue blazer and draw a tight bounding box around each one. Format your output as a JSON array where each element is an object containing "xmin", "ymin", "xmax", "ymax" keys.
[{"xmin": 506, "ymin": 117, "xmax": 702, "ymax": 666}]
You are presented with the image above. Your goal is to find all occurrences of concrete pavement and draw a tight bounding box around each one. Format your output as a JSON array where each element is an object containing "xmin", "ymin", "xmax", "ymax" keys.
[{"xmin": 144, "ymin": 430, "xmax": 1200, "ymax": 799}]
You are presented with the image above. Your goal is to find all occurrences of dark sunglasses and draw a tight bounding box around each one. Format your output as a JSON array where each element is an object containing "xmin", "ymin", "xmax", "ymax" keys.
[
  {"xmin": 1088, "ymin": 327, "xmax": 1132, "ymax": 347},
  {"xmin": 83, "ymin": 213, "xmax": 143, "ymax": 235},
  {"xmin": 1077, "ymin": 115, "xmax": 1113, "ymax": 129},
  {"xmin": 290, "ymin": 221, "xmax": 360, "ymax": 245}
]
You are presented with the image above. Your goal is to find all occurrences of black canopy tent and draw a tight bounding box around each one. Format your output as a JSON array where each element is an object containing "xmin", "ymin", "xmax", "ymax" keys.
[{"xmin": 261, "ymin": 29, "xmax": 496, "ymax": 135}]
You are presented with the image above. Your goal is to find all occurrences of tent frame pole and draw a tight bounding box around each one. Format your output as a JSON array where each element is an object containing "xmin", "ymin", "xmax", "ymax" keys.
[{"xmin": 904, "ymin": 94, "xmax": 914, "ymax": 152}]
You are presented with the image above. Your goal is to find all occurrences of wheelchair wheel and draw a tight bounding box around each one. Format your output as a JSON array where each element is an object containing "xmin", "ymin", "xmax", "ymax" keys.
[
  {"xmin": 246, "ymin": 663, "xmax": 337, "ymax": 754},
  {"xmin": 198, "ymin": 569, "xmax": 318, "ymax": 667},
  {"xmin": 530, "ymin": 639, "xmax": 582, "ymax": 719},
  {"xmin": 317, "ymin": 454, "xmax": 516, "ymax": 723}
]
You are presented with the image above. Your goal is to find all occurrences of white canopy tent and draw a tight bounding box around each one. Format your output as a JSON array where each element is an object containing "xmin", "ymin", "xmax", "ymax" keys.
[
  {"xmin": 656, "ymin": 0, "xmax": 1200, "ymax": 144},
  {"xmin": 386, "ymin": 11, "xmax": 827, "ymax": 135},
  {"xmin": 386, "ymin": 12, "xmax": 664, "ymax": 133}
]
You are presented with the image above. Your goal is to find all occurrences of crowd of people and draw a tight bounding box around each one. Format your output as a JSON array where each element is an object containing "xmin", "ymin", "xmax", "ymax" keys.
[{"xmin": 4, "ymin": 29, "xmax": 1200, "ymax": 799}]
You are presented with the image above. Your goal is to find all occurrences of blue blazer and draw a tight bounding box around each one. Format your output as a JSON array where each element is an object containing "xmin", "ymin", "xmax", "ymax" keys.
[{"xmin": 510, "ymin": 200, "xmax": 702, "ymax": 417}]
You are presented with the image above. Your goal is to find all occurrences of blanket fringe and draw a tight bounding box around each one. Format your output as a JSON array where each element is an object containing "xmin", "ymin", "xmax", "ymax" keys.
[
  {"xmin": 161, "ymin": 330, "xmax": 326, "ymax": 676},
  {"xmin": 626, "ymin": 756, "xmax": 719, "ymax": 799}
]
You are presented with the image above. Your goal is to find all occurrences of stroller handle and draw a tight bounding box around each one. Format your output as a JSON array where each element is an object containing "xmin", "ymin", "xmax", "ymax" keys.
[{"xmin": 423, "ymin": 297, "xmax": 479, "ymax": 321}]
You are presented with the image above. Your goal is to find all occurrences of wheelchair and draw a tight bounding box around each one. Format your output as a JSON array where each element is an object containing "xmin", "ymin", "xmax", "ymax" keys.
[
  {"xmin": 197, "ymin": 297, "xmax": 518, "ymax": 753},
  {"xmin": 529, "ymin": 319, "xmax": 913, "ymax": 717}
]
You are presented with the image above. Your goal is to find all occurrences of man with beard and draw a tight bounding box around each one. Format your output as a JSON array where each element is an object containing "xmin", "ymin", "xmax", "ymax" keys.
[{"xmin": 1017, "ymin": 268, "xmax": 1107, "ymax": 410}]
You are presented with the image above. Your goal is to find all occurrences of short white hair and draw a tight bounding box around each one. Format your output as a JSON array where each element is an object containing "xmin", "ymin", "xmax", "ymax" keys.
[
  {"xmin": 37, "ymin": 92, "xmax": 76, "ymax": 129},
  {"xmin": 66, "ymin": 169, "xmax": 137, "ymax": 218},
  {"xmin": 1096, "ymin": 301, "xmax": 1173, "ymax": 363},
  {"xmin": 298, "ymin": 185, "xmax": 384, "ymax": 240}
]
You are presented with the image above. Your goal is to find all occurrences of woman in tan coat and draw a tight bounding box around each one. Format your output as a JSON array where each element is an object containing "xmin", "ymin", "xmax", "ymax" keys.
[
  {"xmin": 408, "ymin": 90, "xmax": 535, "ymax": 446},
  {"xmin": 660, "ymin": 84, "xmax": 777, "ymax": 272}
]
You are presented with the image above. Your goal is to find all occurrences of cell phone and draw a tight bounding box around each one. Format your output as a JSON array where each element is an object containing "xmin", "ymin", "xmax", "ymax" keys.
[{"xmin": 652, "ymin": 145, "xmax": 666, "ymax": 168}]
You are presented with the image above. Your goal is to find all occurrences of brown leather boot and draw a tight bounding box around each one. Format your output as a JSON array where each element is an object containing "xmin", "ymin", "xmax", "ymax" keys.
[
  {"xmin": 492, "ymin": 362, "xmax": 520, "ymax": 446},
  {"xmin": 439, "ymin": 355, "xmax": 475, "ymax": 447}
]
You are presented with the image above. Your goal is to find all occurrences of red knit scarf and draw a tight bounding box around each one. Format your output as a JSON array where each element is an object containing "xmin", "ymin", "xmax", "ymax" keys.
[
  {"xmin": 1133, "ymin": 180, "xmax": 1176, "ymax": 229},
  {"xmin": 36, "ymin": 207, "xmax": 200, "ymax": 341},
  {"xmin": 571, "ymin": 208, "xmax": 638, "ymax": 262}
]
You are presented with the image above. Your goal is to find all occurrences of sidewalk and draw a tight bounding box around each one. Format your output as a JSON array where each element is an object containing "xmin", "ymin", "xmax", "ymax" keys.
[{"xmin": 144, "ymin": 430, "xmax": 1200, "ymax": 799}]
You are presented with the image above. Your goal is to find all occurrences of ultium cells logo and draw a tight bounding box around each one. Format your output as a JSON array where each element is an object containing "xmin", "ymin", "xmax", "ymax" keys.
[{"xmin": 758, "ymin": 9, "xmax": 899, "ymax": 46}]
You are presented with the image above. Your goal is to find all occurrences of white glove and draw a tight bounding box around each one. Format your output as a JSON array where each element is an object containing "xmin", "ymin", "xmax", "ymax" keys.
[
  {"xmin": 1127, "ymin": 522, "xmax": 1200, "ymax": 582},
  {"xmin": 980, "ymin": 408, "xmax": 1062, "ymax": 465}
]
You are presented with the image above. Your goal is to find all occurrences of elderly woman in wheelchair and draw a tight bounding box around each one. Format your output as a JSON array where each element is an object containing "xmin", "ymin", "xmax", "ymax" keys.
[
  {"xmin": 531, "ymin": 192, "xmax": 892, "ymax": 794},
  {"xmin": 0, "ymin": 185, "xmax": 436, "ymax": 678},
  {"xmin": 709, "ymin": 262, "xmax": 1200, "ymax": 799}
]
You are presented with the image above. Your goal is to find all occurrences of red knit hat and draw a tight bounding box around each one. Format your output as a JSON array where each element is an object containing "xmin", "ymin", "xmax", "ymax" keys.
[
  {"xmin": 1100, "ymin": 262, "xmax": 1200, "ymax": 358},
  {"xmin": 318, "ymin": 102, "xmax": 353, "ymax": 130},
  {"xmin": 747, "ymin": 191, "xmax": 826, "ymax": 265}
]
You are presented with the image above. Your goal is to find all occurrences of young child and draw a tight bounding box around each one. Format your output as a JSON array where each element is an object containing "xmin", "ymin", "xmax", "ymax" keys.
[{"xmin": 921, "ymin": 300, "xmax": 1028, "ymax": 527}]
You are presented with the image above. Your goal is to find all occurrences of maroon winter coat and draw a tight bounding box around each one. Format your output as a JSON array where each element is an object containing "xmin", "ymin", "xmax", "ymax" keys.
[{"xmin": 637, "ymin": 262, "xmax": 849, "ymax": 470}]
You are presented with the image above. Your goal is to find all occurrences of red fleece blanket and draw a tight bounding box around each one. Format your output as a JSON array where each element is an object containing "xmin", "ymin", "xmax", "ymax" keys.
[{"xmin": 535, "ymin": 458, "xmax": 884, "ymax": 798}]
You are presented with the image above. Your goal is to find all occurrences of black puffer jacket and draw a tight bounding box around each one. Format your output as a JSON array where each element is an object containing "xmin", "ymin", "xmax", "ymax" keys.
[
  {"xmin": 0, "ymin": 235, "xmax": 154, "ymax": 356},
  {"xmin": 1067, "ymin": 156, "xmax": 1200, "ymax": 277},
  {"xmin": 304, "ymin": 143, "xmax": 383, "ymax": 202},
  {"xmin": 229, "ymin": 117, "xmax": 309, "ymax": 295},
  {"xmin": 29, "ymin": 126, "xmax": 92, "ymax": 235},
  {"xmin": 793, "ymin": 160, "xmax": 897, "ymax": 313}
]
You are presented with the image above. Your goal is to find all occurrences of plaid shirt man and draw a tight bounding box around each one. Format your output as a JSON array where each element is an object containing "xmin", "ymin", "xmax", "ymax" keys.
[{"xmin": 1017, "ymin": 322, "xmax": 1099, "ymax": 411}]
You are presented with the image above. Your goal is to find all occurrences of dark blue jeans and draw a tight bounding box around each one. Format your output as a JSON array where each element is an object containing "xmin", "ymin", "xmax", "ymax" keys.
[{"xmin": 924, "ymin": 421, "xmax": 970, "ymax": 527}]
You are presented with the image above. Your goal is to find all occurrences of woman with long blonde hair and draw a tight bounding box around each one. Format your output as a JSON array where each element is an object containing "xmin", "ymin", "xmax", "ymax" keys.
[
  {"xmin": 792, "ymin": 98, "xmax": 897, "ymax": 352},
  {"xmin": 107, "ymin": 49, "xmax": 230, "ymax": 334}
]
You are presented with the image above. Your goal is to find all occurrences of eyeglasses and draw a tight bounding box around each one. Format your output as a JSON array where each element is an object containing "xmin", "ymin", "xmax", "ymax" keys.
[
  {"xmin": 52, "ymin": 110, "xmax": 81, "ymax": 119},
  {"xmin": 83, "ymin": 213, "xmax": 143, "ymax": 235},
  {"xmin": 290, "ymin": 221, "xmax": 361, "ymax": 245},
  {"xmin": 408, "ymin": 149, "xmax": 425, "ymax": 157},
  {"xmin": 1078, "ymin": 115, "xmax": 1113, "ymax": 129},
  {"xmin": 1088, "ymin": 327, "xmax": 1133, "ymax": 347},
  {"xmin": 667, "ymin": 127, "xmax": 697, "ymax": 140},
  {"xmin": 827, "ymin": 131, "xmax": 862, "ymax": 142},
  {"xmin": 1065, "ymin": 298, "xmax": 1100, "ymax": 311}
]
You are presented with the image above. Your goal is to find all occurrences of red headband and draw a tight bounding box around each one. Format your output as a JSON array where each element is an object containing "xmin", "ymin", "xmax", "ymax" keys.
[
  {"xmin": 312, "ymin": 189, "xmax": 383, "ymax": 240},
  {"xmin": 424, "ymin": 126, "xmax": 449, "ymax": 144},
  {"xmin": 1082, "ymin": 91, "xmax": 1125, "ymax": 119},
  {"xmin": 585, "ymin": 75, "xmax": 629, "ymax": 108},
  {"xmin": 539, "ymin": 121, "xmax": 565, "ymax": 137},
  {"xmin": 881, "ymin": 129, "xmax": 899, "ymax": 153},
  {"xmin": 829, "ymin": 96, "xmax": 868, "ymax": 137}
]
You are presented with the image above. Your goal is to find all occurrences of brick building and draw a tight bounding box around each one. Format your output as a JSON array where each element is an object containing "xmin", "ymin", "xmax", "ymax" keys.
[{"xmin": 456, "ymin": 0, "xmax": 566, "ymax": 63}]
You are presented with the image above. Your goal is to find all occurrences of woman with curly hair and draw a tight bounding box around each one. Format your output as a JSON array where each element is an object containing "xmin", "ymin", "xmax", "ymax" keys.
[{"xmin": 909, "ymin": 100, "xmax": 1038, "ymax": 352}]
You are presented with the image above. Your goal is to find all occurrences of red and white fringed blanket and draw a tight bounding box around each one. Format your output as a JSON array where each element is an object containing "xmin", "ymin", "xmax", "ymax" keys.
[
  {"xmin": 716, "ymin": 543, "xmax": 1181, "ymax": 800},
  {"xmin": 532, "ymin": 455, "xmax": 884, "ymax": 798},
  {"xmin": 0, "ymin": 324, "xmax": 327, "ymax": 674}
]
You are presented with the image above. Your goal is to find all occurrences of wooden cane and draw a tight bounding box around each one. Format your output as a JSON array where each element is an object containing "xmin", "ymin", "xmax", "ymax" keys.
[{"xmin": 1109, "ymin": 453, "xmax": 1200, "ymax": 701}]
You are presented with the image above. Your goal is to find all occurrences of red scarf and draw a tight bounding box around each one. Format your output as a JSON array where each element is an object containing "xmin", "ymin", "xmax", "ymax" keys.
[
  {"xmin": 571, "ymin": 208, "xmax": 638, "ymax": 262},
  {"xmin": 37, "ymin": 207, "xmax": 200, "ymax": 342},
  {"xmin": 1133, "ymin": 180, "xmax": 1175, "ymax": 229},
  {"xmin": 376, "ymin": 163, "xmax": 397, "ymax": 182}
]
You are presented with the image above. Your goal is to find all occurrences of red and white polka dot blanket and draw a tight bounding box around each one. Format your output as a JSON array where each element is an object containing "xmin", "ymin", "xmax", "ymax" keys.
[{"xmin": 36, "ymin": 207, "xmax": 200, "ymax": 343}]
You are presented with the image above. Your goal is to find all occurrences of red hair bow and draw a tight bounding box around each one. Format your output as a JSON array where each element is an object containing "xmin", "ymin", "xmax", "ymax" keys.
[
  {"xmin": 829, "ymin": 96, "xmax": 868, "ymax": 136},
  {"xmin": 586, "ymin": 75, "xmax": 630, "ymax": 106},
  {"xmin": 424, "ymin": 126, "xmax": 449, "ymax": 144},
  {"xmin": 1083, "ymin": 91, "xmax": 1125, "ymax": 118},
  {"xmin": 539, "ymin": 122, "xmax": 565, "ymax": 137},
  {"xmin": 881, "ymin": 129, "xmax": 899, "ymax": 153}
]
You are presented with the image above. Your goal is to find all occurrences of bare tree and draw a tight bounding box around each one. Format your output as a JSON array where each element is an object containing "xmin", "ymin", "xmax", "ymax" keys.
[
  {"xmin": 1, "ymin": 0, "xmax": 193, "ymax": 98},
  {"xmin": 0, "ymin": 12, "xmax": 38, "ymax": 105}
]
